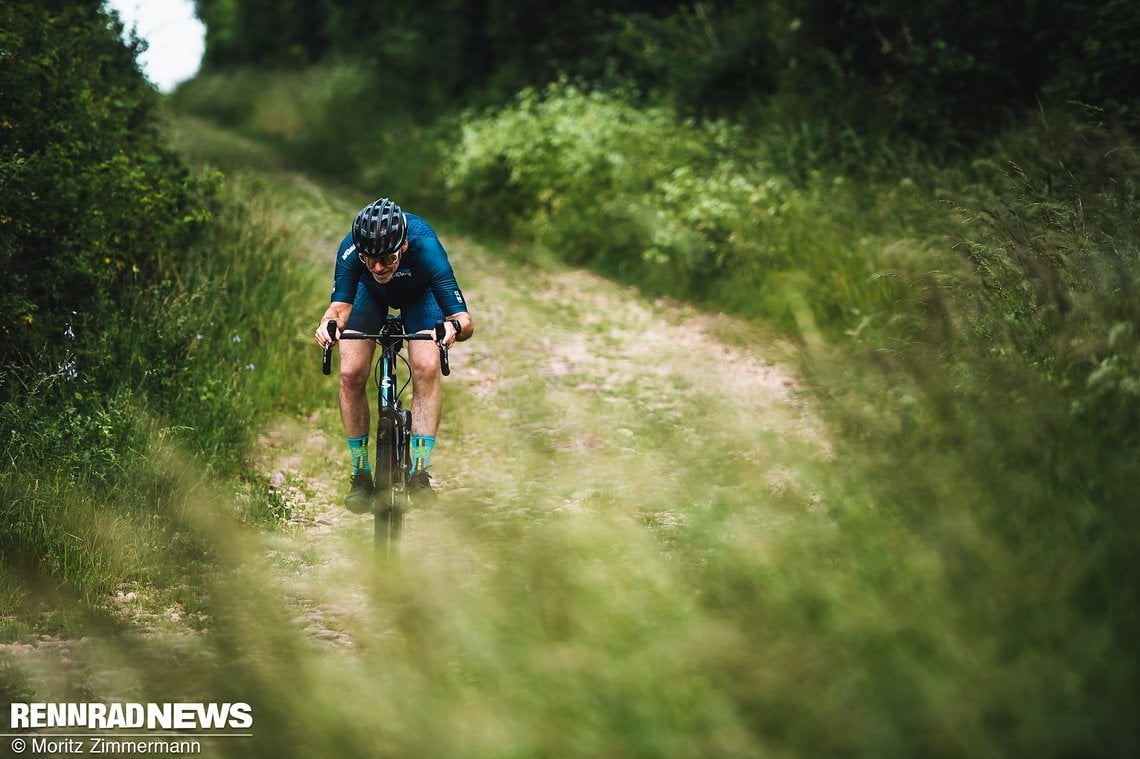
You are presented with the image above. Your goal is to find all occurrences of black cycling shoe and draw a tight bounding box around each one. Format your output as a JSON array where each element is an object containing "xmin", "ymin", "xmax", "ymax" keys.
[
  {"xmin": 407, "ymin": 468, "xmax": 438, "ymax": 505},
  {"xmin": 344, "ymin": 471, "xmax": 375, "ymax": 513}
]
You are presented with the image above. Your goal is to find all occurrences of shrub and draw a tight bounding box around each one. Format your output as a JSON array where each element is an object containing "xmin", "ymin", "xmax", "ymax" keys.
[
  {"xmin": 443, "ymin": 82, "xmax": 902, "ymax": 329},
  {"xmin": 0, "ymin": 1, "xmax": 213, "ymax": 369}
]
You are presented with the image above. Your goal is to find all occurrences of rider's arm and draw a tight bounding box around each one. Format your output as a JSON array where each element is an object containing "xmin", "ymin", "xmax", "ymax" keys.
[
  {"xmin": 413, "ymin": 235, "xmax": 471, "ymax": 346},
  {"xmin": 317, "ymin": 234, "xmax": 364, "ymax": 346}
]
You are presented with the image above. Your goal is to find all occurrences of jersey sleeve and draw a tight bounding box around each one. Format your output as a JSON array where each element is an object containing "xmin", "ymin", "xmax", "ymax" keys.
[
  {"xmin": 331, "ymin": 233, "xmax": 362, "ymax": 303},
  {"xmin": 417, "ymin": 236, "xmax": 468, "ymax": 315}
]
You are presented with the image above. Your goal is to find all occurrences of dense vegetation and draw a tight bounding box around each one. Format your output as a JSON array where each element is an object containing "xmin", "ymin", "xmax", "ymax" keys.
[
  {"xmin": 1, "ymin": 1, "xmax": 323, "ymax": 613},
  {"xmin": 3, "ymin": 0, "xmax": 1139, "ymax": 755}
]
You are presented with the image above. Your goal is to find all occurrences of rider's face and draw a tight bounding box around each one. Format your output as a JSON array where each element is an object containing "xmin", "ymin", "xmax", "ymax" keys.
[{"xmin": 362, "ymin": 241, "xmax": 407, "ymax": 283}]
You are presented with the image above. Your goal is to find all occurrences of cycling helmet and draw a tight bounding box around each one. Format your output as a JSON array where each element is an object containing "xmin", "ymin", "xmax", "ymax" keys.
[{"xmin": 352, "ymin": 197, "xmax": 407, "ymax": 257}]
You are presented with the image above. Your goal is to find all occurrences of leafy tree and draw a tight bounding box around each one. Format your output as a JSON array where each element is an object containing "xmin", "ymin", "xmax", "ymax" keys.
[
  {"xmin": 778, "ymin": 0, "xmax": 1138, "ymax": 138},
  {"xmin": 0, "ymin": 0, "xmax": 209, "ymax": 376},
  {"xmin": 606, "ymin": 1, "xmax": 780, "ymax": 114}
]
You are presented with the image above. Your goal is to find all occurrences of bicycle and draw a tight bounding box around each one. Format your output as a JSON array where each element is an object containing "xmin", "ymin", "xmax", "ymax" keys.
[{"xmin": 322, "ymin": 316, "xmax": 450, "ymax": 555}]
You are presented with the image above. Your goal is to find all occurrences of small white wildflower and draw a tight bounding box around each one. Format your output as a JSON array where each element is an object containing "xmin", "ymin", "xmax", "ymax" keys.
[
  {"xmin": 196, "ymin": 334, "xmax": 204, "ymax": 341},
  {"xmin": 232, "ymin": 335, "xmax": 242, "ymax": 343},
  {"xmin": 64, "ymin": 325, "xmax": 75, "ymax": 340},
  {"xmin": 245, "ymin": 363, "xmax": 255, "ymax": 371}
]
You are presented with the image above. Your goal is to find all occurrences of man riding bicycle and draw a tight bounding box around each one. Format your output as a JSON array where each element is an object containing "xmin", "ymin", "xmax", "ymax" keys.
[{"xmin": 315, "ymin": 197, "xmax": 472, "ymax": 511}]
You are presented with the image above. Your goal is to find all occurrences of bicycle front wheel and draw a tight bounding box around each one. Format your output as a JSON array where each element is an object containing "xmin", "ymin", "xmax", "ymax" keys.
[
  {"xmin": 373, "ymin": 415, "xmax": 402, "ymax": 554},
  {"xmin": 374, "ymin": 415, "xmax": 396, "ymax": 491},
  {"xmin": 375, "ymin": 500, "xmax": 403, "ymax": 553}
]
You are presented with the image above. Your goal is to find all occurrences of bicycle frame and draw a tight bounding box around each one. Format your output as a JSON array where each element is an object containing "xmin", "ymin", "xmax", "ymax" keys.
[{"xmin": 322, "ymin": 317, "xmax": 449, "ymax": 554}]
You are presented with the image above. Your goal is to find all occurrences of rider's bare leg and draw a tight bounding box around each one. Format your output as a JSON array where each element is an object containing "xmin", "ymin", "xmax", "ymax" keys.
[
  {"xmin": 339, "ymin": 336, "xmax": 378, "ymax": 508},
  {"xmin": 408, "ymin": 337, "xmax": 442, "ymax": 437},
  {"xmin": 339, "ymin": 336, "xmax": 375, "ymax": 438}
]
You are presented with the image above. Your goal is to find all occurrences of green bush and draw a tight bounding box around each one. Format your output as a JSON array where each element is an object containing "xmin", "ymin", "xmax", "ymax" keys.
[
  {"xmin": 443, "ymin": 82, "xmax": 902, "ymax": 328},
  {"xmin": 0, "ymin": 2, "xmax": 212, "ymax": 364},
  {"xmin": 1, "ymin": 0, "xmax": 217, "ymax": 509}
]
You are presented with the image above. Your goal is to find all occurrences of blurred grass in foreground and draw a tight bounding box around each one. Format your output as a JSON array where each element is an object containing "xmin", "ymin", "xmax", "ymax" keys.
[{"xmin": 7, "ymin": 394, "xmax": 1129, "ymax": 757}]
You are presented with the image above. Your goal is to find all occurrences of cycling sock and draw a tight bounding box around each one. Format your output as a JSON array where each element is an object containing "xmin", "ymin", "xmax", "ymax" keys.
[
  {"xmin": 410, "ymin": 435, "xmax": 435, "ymax": 472},
  {"xmin": 347, "ymin": 435, "xmax": 371, "ymax": 474}
]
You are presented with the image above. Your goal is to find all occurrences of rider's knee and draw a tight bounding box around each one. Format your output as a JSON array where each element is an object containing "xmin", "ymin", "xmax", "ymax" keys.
[
  {"xmin": 408, "ymin": 350, "xmax": 439, "ymax": 383},
  {"xmin": 339, "ymin": 362, "xmax": 370, "ymax": 390}
]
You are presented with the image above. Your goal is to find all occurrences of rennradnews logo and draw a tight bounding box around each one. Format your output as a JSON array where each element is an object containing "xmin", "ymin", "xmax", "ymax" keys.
[{"xmin": 8, "ymin": 702, "xmax": 253, "ymax": 731}]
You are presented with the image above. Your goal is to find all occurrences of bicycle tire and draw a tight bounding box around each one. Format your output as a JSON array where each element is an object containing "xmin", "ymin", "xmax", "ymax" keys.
[
  {"xmin": 374, "ymin": 414, "xmax": 403, "ymax": 554},
  {"xmin": 376, "ymin": 501, "xmax": 403, "ymax": 552},
  {"xmin": 374, "ymin": 415, "xmax": 397, "ymax": 491}
]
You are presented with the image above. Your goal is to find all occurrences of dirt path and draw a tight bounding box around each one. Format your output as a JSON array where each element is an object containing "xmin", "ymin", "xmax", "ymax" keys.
[{"xmin": 255, "ymin": 231, "xmax": 828, "ymax": 648}]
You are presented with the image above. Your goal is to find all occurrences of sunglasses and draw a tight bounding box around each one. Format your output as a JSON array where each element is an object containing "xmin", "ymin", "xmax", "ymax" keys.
[{"xmin": 358, "ymin": 251, "xmax": 401, "ymax": 267}]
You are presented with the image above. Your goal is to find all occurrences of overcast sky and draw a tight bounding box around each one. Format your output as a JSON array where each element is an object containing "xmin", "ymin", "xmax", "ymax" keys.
[{"xmin": 105, "ymin": 0, "xmax": 205, "ymax": 93}]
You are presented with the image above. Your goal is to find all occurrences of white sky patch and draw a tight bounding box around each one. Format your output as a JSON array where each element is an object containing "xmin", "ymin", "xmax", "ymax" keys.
[{"xmin": 105, "ymin": 0, "xmax": 205, "ymax": 93}]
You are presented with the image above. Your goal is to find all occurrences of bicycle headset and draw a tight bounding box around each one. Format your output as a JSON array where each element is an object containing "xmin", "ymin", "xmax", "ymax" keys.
[{"xmin": 352, "ymin": 198, "xmax": 408, "ymax": 257}]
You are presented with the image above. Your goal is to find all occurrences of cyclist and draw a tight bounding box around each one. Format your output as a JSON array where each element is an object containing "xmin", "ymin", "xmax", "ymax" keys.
[{"xmin": 315, "ymin": 197, "xmax": 472, "ymax": 511}]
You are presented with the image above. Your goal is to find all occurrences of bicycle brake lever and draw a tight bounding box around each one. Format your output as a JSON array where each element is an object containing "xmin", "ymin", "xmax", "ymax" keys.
[
  {"xmin": 434, "ymin": 321, "xmax": 451, "ymax": 376},
  {"xmin": 322, "ymin": 320, "xmax": 337, "ymax": 375}
]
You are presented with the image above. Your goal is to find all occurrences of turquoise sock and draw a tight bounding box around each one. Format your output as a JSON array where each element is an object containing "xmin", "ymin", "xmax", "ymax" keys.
[
  {"xmin": 347, "ymin": 435, "xmax": 370, "ymax": 474},
  {"xmin": 410, "ymin": 435, "xmax": 435, "ymax": 472}
]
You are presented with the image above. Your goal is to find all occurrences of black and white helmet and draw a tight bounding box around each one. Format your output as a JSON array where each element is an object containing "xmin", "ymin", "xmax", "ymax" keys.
[{"xmin": 352, "ymin": 197, "xmax": 407, "ymax": 257}]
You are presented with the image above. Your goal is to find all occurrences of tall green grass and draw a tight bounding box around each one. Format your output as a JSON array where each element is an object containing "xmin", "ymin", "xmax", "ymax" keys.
[{"xmin": 793, "ymin": 114, "xmax": 1140, "ymax": 754}]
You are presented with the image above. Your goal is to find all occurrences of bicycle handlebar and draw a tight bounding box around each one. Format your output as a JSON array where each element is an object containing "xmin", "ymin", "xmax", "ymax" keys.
[{"xmin": 322, "ymin": 320, "xmax": 450, "ymax": 376}]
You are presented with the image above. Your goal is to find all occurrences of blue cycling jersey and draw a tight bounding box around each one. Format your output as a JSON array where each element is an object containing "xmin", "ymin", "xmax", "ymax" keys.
[{"xmin": 331, "ymin": 213, "xmax": 467, "ymax": 321}]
